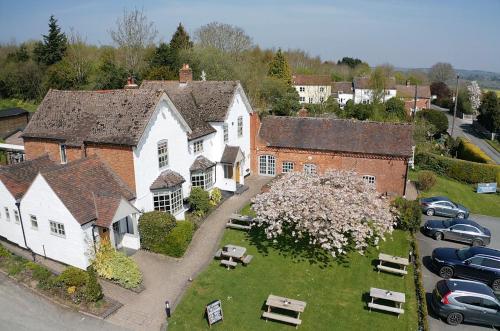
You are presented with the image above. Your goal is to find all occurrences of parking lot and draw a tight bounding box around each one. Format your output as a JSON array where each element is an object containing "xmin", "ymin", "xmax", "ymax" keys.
[{"xmin": 417, "ymin": 213, "xmax": 500, "ymax": 331}]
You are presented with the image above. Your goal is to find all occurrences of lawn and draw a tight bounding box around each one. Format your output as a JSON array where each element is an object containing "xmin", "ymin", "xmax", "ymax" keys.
[
  {"xmin": 410, "ymin": 171, "xmax": 500, "ymax": 217},
  {"xmin": 484, "ymin": 138, "xmax": 500, "ymax": 153},
  {"xmin": 169, "ymin": 215, "xmax": 418, "ymax": 330},
  {"xmin": 0, "ymin": 98, "xmax": 38, "ymax": 112}
]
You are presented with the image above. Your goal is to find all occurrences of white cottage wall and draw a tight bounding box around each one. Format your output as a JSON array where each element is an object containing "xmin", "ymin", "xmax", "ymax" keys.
[{"xmin": 0, "ymin": 181, "xmax": 26, "ymax": 247}]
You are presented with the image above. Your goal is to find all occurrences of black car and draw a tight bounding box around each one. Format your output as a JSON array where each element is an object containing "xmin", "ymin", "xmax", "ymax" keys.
[
  {"xmin": 431, "ymin": 278, "xmax": 500, "ymax": 327},
  {"xmin": 423, "ymin": 218, "xmax": 491, "ymax": 246},
  {"xmin": 432, "ymin": 246, "xmax": 500, "ymax": 290}
]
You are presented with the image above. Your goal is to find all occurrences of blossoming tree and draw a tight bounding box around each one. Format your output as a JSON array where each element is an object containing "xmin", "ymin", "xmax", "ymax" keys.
[
  {"xmin": 467, "ymin": 81, "xmax": 482, "ymax": 114},
  {"xmin": 252, "ymin": 171, "xmax": 396, "ymax": 256}
]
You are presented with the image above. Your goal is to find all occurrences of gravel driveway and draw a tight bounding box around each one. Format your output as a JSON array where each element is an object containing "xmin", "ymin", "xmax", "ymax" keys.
[{"xmin": 417, "ymin": 213, "xmax": 500, "ymax": 331}]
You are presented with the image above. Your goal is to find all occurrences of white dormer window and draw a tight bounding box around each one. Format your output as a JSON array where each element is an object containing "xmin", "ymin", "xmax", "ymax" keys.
[
  {"xmin": 223, "ymin": 123, "xmax": 229, "ymax": 143},
  {"xmin": 237, "ymin": 116, "xmax": 243, "ymax": 137},
  {"xmin": 320, "ymin": 87, "xmax": 325, "ymax": 92},
  {"xmin": 299, "ymin": 87, "xmax": 305, "ymax": 92},
  {"xmin": 193, "ymin": 140, "xmax": 203, "ymax": 153},
  {"xmin": 60, "ymin": 144, "xmax": 67, "ymax": 164},
  {"xmin": 158, "ymin": 140, "xmax": 169, "ymax": 168}
]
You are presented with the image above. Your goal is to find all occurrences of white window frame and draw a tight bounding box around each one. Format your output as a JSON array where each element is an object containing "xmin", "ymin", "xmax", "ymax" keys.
[
  {"xmin": 30, "ymin": 215, "xmax": 38, "ymax": 230},
  {"xmin": 157, "ymin": 140, "xmax": 169, "ymax": 169},
  {"xmin": 320, "ymin": 97, "xmax": 325, "ymax": 102},
  {"xmin": 223, "ymin": 123, "xmax": 229, "ymax": 143},
  {"xmin": 237, "ymin": 116, "xmax": 243, "ymax": 137},
  {"xmin": 49, "ymin": 221, "xmax": 66, "ymax": 238},
  {"xmin": 153, "ymin": 186, "xmax": 183, "ymax": 215},
  {"xmin": 14, "ymin": 210, "xmax": 20, "ymax": 224},
  {"xmin": 308, "ymin": 97, "xmax": 313, "ymax": 103},
  {"xmin": 60, "ymin": 144, "xmax": 67, "ymax": 164},
  {"xmin": 282, "ymin": 161, "xmax": 294, "ymax": 173},
  {"xmin": 304, "ymin": 163, "xmax": 317, "ymax": 175},
  {"xmin": 319, "ymin": 87, "xmax": 325, "ymax": 92},
  {"xmin": 259, "ymin": 155, "xmax": 276, "ymax": 176},
  {"xmin": 299, "ymin": 86, "xmax": 305, "ymax": 92},
  {"xmin": 191, "ymin": 168, "xmax": 214, "ymax": 190},
  {"xmin": 299, "ymin": 96, "xmax": 305, "ymax": 102},
  {"xmin": 4, "ymin": 207, "xmax": 10, "ymax": 222},
  {"xmin": 362, "ymin": 175, "xmax": 376, "ymax": 185},
  {"xmin": 193, "ymin": 140, "xmax": 203, "ymax": 154}
]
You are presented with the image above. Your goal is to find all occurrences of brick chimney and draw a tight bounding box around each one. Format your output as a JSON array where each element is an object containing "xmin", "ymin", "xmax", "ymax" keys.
[
  {"xmin": 179, "ymin": 64, "xmax": 193, "ymax": 84},
  {"xmin": 298, "ymin": 107, "xmax": 309, "ymax": 117},
  {"xmin": 124, "ymin": 76, "xmax": 138, "ymax": 89}
]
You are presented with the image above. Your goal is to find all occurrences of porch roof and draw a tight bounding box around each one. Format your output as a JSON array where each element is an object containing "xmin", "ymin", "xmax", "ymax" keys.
[
  {"xmin": 220, "ymin": 145, "xmax": 242, "ymax": 164},
  {"xmin": 150, "ymin": 169, "xmax": 185, "ymax": 190},
  {"xmin": 189, "ymin": 155, "xmax": 216, "ymax": 172}
]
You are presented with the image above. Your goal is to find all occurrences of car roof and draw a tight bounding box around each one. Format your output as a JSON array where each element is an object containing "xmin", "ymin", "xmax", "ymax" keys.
[
  {"xmin": 446, "ymin": 279, "xmax": 495, "ymax": 297},
  {"xmin": 469, "ymin": 246, "xmax": 500, "ymax": 258},
  {"xmin": 451, "ymin": 219, "xmax": 482, "ymax": 228},
  {"xmin": 424, "ymin": 196, "xmax": 451, "ymax": 202}
]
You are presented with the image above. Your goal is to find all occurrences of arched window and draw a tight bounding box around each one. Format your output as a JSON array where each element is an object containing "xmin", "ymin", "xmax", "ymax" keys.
[{"xmin": 259, "ymin": 155, "xmax": 276, "ymax": 176}]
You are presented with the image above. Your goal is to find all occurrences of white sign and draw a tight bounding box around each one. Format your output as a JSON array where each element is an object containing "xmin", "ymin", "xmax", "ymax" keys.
[{"xmin": 206, "ymin": 300, "xmax": 223, "ymax": 326}]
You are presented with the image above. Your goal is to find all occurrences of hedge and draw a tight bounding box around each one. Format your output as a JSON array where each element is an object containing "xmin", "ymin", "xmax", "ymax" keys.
[
  {"xmin": 188, "ymin": 187, "xmax": 211, "ymax": 216},
  {"xmin": 138, "ymin": 211, "xmax": 177, "ymax": 252},
  {"xmin": 415, "ymin": 152, "xmax": 500, "ymax": 185},
  {"xmin": 457, "ymin": 138, "xmax": 494, "ymax": 164},
  {"xmin": 392, "ymin": 197, "xmax": 422, "ymax": 233},
  {"xmin": 163, "ymin": 221, "xmax": 195, "ymax": 258}
]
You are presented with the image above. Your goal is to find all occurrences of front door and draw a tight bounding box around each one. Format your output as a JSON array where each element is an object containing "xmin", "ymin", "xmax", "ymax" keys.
[
  {"xmin": 235, "ymin": 162, "xmax": 240, "ymax": 184},
  {"xmin": 112, "ymin": 222, "xmax": 121, "ymax": 248}
]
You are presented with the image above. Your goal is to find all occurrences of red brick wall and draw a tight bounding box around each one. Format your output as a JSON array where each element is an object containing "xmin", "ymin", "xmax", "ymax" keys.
[
  {"xmin": 24, "ymin": 138, "xmax": 82, "ymax": 163},
  {"xmin": 404, "ymin": 98, "xmax": 431, "ymax": 113}
]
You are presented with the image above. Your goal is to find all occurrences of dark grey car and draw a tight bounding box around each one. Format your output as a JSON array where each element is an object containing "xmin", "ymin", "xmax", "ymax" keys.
[
  {"xmin": 420, "ymin": 196, "xmax": 470, "ymax": 219},
  {"xmin": 431, "ymin": 279, "xmax": 500, "ymax": 327},
  {"xmin": 423, "ymin": 219, "xmax": 491, "ymax": 246}
]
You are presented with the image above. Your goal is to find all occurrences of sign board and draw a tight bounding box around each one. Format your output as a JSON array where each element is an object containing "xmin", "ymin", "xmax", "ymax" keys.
[
  {"xmin": 477, "ymin": 182, "xmax": 497, "ymax": 194},
  {"xmin": 206, "ymin": 300, "xmax": 223, "ymax": 326}
]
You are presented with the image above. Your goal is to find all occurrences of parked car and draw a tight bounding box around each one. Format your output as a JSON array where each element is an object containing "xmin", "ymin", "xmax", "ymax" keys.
[
  {"xmin": 431, "ymin": 278, "xmax": 500, "ymax": 327},
  {"xmin": 431, "ymin": 246, "xmax": 500, "ymax": 290},
  {"xmin": 420, "ymin": 196, "xmax": 469, "ymax": 218},
  {"xmin": 423, "ymin": 218, "xmax": 491, "ymax": 246}
]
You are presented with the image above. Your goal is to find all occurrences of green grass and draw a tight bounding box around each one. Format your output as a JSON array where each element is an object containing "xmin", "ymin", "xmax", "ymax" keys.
[
  {"xmin": 169, "ymin": 216, "xmax": 418, "ymax": 330},
  {"xmin": 0, "ymin": 98, "xmax": 38, "ymax": 112},
  {"xmin": 410, "ymin": 171, "xmax": 500, "ymax": 217},
  {"xmin": 484, "ymin": 89, "xmax": 500, "ymax": 97},
  {"xmin": 484, "ymin": 138, "xmax": 500, "ymax": 153}
]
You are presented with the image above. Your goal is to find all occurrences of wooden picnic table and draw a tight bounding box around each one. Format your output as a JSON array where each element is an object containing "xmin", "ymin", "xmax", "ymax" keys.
[
  {"xmin": 377, "ymin": 253, "xmax": 409, "ymax": 276},
  {"xmin": 222, "ymin": 244, "xmax": 246, "ymax": 260},
  {"xmin": 368, "ymin": 287, "xmax": 405, "ymax": 318},
  {"xmin": 263, "ymin": 294, "xmax": 306, "ymax": 328}
]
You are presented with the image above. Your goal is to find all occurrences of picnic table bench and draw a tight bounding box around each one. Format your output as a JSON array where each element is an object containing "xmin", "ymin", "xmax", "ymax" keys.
[
  {"xmin": 377, "ymin": 253, "xmax": 409, "ymax": 276},
  {"xmin": 215, "ymin": 245, "xmax": 254, "ymax": 268},
  {"xmin": 368, "ymin": 287, "xmax": 405, "ymax": 318},
  {"xmin": 226, "ymin": 213, "xmax": 255, "ymax": 231},
  {"xmin": 263, "ymin": 294, "xmax": 306, "ymax": 328}
]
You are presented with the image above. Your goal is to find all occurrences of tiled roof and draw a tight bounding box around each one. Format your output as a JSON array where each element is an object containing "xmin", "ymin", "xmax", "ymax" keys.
[
  {"xmin": 396, "ymin": 85, "xmax": 431, "ymax": 99},
  {"xmin": 42, "ymin": 156, "xmax": 135, "ymax": 226},
  {"xmin": 0, "ymin": 108, "xmax": 29, "ymax": 118},
  {"xmin": 0, "ymin": 155, "xmax": 56, "ymax": 200},
  {"xmin": 220, "ymin": 145, "xmax": 241, "ymax": 164},
  {"xmin": 140, "ymin": 80, "xmax": 240, "ymax": 140},
  {"xmin": 292, "ymin": 74, "xmax": 332, "ymax": 86},
  {"xmin": 190, "ymin": 155, "xmax": 216, "ymax": 172},
  {"xmin": 150, "ymin": 170, "xmax": 186, "ymax": 190},
  {"xmin": 353, "ymin": 77, "xmax": 396, "ymax": 90},
  {"xmin": 259, "ymin": 116, "xmax": 413, "ymax": 157},
  {"xmin": 22, "ymin": 89, "xmax": 164, "ymax": 146},
  {"xmin": 332, "ymin": 82, "xmax": 353, "ymax": 94}
]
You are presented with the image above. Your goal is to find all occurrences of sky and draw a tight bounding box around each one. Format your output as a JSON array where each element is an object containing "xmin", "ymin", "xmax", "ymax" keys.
[{"xmin": 0, "ymin": 0, "xmax": 499, "ymax": 73}]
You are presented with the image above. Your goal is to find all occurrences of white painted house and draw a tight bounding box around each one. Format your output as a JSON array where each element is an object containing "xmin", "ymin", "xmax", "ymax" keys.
[
  {"xmin": 331, "ymin": 82, "xmax": 354, "ymax": 107},
  {"xmin": 292, "ymin": 74, "xmax": 332, "ymax": 104},
  {"xmin": 353, "ymin": 77, "xmax": 397, "ymax": 104}
]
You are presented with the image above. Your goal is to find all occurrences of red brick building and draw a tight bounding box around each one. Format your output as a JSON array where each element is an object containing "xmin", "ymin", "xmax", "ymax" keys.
[
  {"xmin": 250, "ymin": 114, "xmax": 414, "ymax": 196},
  {"xmin": 396, "ymin": 84, "xmax": 431, "ymax": 114}
]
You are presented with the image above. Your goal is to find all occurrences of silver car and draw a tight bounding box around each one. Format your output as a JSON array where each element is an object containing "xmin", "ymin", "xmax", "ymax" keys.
[
  {"xmin": 423, "ymin": 218, "xmax": 491, "ymax": 246},
  {"xmin": 420, "ymin": 196, "xmax": 470, "ymax": 219}
]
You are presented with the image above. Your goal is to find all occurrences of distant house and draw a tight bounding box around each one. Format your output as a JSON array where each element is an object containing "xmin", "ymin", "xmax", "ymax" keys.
[
  {"xmin": 251, "ymin": 115, "xmax": 413, "ymax": 196},
  {"xmin": 1, "ymin": 129, "xmax": 25, "ymax": 165},
  {"xmin": 331, "ymin": 82, "xmax": 354, "ymax": 107},
  {"xmin": 353, "ymin": 77, "xmax": 397, "ymax": 104},
  {"xmin": 0, "ymin": 108, "xmax": 30, "ymax": 138},
  {"xmin": 292, "ymin": 74, "xmax": 332, "ymax": 104},
  {"xmin": 396, "ymin": 83, "xmax": 431, "ymax": 114}
]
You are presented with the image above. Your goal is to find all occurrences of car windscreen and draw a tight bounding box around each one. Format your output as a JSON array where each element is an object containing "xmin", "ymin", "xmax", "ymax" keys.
[
  {"xmin": 457, "ymin": 248, "xmax": 473, "ymax": 260},
  {"xmin": 443, "ymin": 220, "xmax": 452, "ymax": 228},
  {"xmin": 436, "ymin": 280, "xmax": 449, "ymax": 297}
]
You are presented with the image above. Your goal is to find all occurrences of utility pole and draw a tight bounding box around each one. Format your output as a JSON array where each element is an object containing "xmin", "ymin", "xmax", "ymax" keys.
[
  {"xmin": 413, "ymin": 84, "xmax": 418, "ymax": 117},
  {"xmin": 451, "ymin": 75, "xmax": 460, "ymax": 138}
]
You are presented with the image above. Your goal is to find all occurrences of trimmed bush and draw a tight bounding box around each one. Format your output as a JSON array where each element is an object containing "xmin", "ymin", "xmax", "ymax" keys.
[
  {"xmin": 392, "ymin": 197, "xmax": 422, "ymax": 233},
  {"xmin": 93, "ymin": 240, "xmax": 142, "ymax": 289},
  {"xmin": 457, "ymin": 138, "xmax": 494, "ymax": 164},
  {"xmin": 188, "ymin": 187, "xmax": 211, "ymax": 216},
  {"xmin": 57, "ymin": 266, "xmax": 88, "ymax": 287},
  {"xmin": 417, "ymin": 109, "xmax": 448, "ymax": 135},
  {"xmin": 416, "ymin": 170, "xmax": 436, "ymax": 191},
  {"xmin": 209, "ymin": 188, "xmax": 222, "ymax": 207},
  {"xmin": 416, "ymin": 152, "xmax": 500, "ymax": 185},
  {"xmin": 163, "ymin": 221, "xmax": 195, "ymax": 257},
  {"xmin": 138, "ymin": 211, "xmax": 177, "ymax": 252},
  {"xmin": 84, "ymin": 267, "xmax": 103, "ymax": 302}
]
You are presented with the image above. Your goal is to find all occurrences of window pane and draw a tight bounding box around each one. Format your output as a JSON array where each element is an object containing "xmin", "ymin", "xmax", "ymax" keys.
[
  {"xmin": 282, "ymin": 161, "xmax": 294, "ymax": 173},
  {"xmin": 223, "ymin": 124, "xmax": 228, "ymax": 143},
  {"xmin": 237, "ymin": 116, "xmax": 243, "ymax": 137},
  {"xmin": 153, "ymin": 186, "xmax": 183, "ymax": 215},
  {"xmin": 158, "ymin": 141, "xmax": 168, "ymax": 168},
  {"xmin": 304, "ymin": 164, "xmax": 317, "ymax": 175}
]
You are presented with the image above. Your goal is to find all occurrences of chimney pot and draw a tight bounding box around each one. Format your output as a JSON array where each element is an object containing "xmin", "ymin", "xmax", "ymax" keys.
[
  {"xmin": 124, "ymin": 76, "xmax": 138, "ymax": 89},
  {"xmin": 179, "ymin": 64, "xmax": 193, "ymax": 84}
]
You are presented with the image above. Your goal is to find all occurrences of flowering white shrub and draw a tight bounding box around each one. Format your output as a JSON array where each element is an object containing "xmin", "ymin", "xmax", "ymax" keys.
[
  {"xmin": 252, "ymin": 171, "xmax": 396, "ymax": 256},
  {"xmin": 467, "ymin": 81, "xmax": 482, "ymax": 114}
]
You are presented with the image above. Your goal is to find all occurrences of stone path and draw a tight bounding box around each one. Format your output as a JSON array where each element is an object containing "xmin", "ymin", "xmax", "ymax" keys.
[{"xmin": 106, "ymin": 175, "xmax": 271, "ymax": 331}]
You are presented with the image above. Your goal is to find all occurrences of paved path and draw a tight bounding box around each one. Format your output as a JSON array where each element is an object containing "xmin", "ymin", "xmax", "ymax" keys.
[
  {"xmin": 417, "ymin": 213, "xmax": 500, "ymax": 331},
  {"xmin": 106, "ymin": 175, "xmax": 271, "ymax": 331},
  {"xmin": 0, "ymin": 273, "xmax": 126, "ymax": 331},
  {"xmin": 431, "ymin": 104, "xmax": 500, "ymax": 164}
]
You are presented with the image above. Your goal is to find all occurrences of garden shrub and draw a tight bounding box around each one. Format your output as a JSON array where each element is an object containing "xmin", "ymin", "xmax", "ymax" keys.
[
  {"xmin": 457, "ymin": 138, "xmax": 494, "ymax": 164},
  {"xmin": 84, "ymin": 267, "xmax": 103, "ymax": 302},
  {"xmin": 93, "ymin": 240, "xmax": 142, "ymax": 289},
  {"xmin": 0, "ymin": 244, "xmax": 10, "ymax": 258},
  {"xmin": 26, "ymin": 262, "xmax": 52, "ymax": 284},
  {"xmin": 138, "ymin": 211, "xmax": 177, "ymax": 252},
  {"xmin": 57, "ymin": 266, "xmax": 88, "ymax": 287},
  {"xmin": 209, "ymin": 188, "xmax": 222, "ymax": 207},
  {"xmin": 163, "ymin": 221, "xmax": 195, "ymax": 257},
  {"xmin": 416, "ymin": 152, "xmax": 500, "ymax": 185},
  {"xmin": 417, "ymin": 109, "xmax": 448, "ymax": 135},
  {"xmin": 188, "ymin": 187, "xmax": 211, "ymax": 216},
  {"xmin": 416, "ymin": 170, "xmax": 436, "ymax": 191},
  {"xmin": 392, "ymin": 197, "xmax": 422, "ymax": 233}
]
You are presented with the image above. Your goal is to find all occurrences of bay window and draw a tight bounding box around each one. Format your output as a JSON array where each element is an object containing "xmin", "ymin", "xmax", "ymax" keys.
[{"xmin": 153, "ymin": 186, "xmax": 183, "ymax": 215}]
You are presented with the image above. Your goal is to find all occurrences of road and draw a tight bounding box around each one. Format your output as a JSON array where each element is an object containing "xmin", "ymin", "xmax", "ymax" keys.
[
  {"xmin": 417, "ymin": 213, "xmax": 500, "ymax": 331},
  {"xmin": 431, "ymin": 104, "xmax": 500, "ymax": 164},
  {"xmin": 0, "ymin": 273, "xmax": 127, "ymax": 331}
]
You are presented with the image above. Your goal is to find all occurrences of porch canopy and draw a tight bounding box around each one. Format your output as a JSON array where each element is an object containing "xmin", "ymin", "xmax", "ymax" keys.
[
  {"xmin": 220, "ymin": 145, "xmax": 244, "ymax": 165},
  {"xmin": 190, "ymin": 155, "xmax": 215, "ymax": 172}
]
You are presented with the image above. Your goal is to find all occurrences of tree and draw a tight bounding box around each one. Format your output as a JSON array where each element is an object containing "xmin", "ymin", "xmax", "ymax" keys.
[
  {"xmin": 195, "ymin": 22, "xmax": 252, "ymax": 53},
  {"xmin": 417, "ymin": 109, "xmax": 448, "ymax": 135},
  {"xmin": 260, "ymin": 77, "xmax": 300, "ymax": 116},
  {"xmin": 429, "ymin": 62, "xmax": 455, "ymax": 83},
  {"xmin": 33, "ymin": 15, "xmax": 68, "ymax": 65},
  {"xmin": 268, "ymin": 48, "xmax": 292, "ymax": 85},
  {"xmin": 430, "ymin": 81, "xmax": 450, "ymax": 100},
  {"xmin": 385, "ymin": 97, "xmax": 406, "ymax": 120},
  {"xmin": 467, "ymin": 81, "xmax": 482, "ymax": 114},
  {"xmin": 144, "ymin": 42, "xmax": 177, "ymax": 80},
  {"xmin": 94, "ymin": 48, "xmax": 128, "ymax": 89},
  {"xmin": 169, "ymin": 23, "xmax": 193, "ymax": 52},
  {"xmin": 110, "ymin": 8, "xmax": 157, "ymax": 75},
  {"xmin": 454, "ymin": 88, "xmax": 473, "ymax": 115},
  {"xmin": 252, "ymin": 171, "xmax": 395, "ymax": 256},
  {"xmin": 478, "ymin": 91, "xmax": 500, "ymax": 133},
  {"xmin": 370, "ymin": 64, "xmax": 394, "ymax": 101},
  {"xmin": 337, "ymin": 57, "xmax": 363, "ymax": 68}
]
